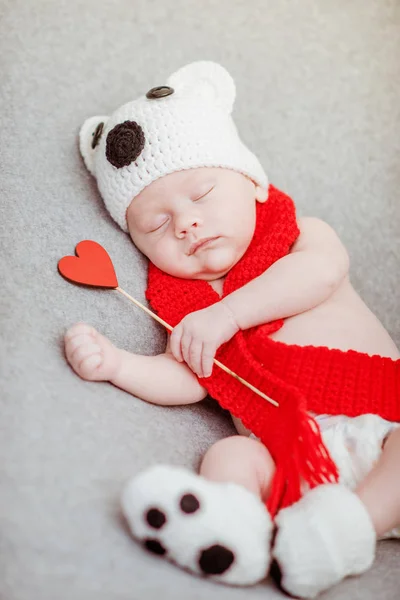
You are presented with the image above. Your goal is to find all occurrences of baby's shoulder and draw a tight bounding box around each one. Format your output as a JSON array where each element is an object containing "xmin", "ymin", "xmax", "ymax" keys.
[{"xmin": 291, "ymin": 217, "xmax": 347, "ymax": 254}]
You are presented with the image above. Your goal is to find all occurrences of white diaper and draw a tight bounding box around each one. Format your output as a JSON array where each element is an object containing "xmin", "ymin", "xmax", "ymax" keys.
[
  {"xmin": 313, "ymin": 413, "xmax": 397, "ymax": 491},
  {"xmin": 313, "ymin": 413, "xmax": 399, "ymax": 539}
]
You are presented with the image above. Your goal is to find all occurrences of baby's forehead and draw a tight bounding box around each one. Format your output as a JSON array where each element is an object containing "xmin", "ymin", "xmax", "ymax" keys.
[
  {"xmin": 131, "ymin": 168, "xmax": 218, "ymax": 212},
  {"xmin": 154, "ymin": 167, "xmax": 217, "ymax": 191}
]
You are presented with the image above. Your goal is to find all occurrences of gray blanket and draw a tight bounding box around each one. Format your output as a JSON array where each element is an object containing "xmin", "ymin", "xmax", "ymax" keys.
[{"xmin": 1, "ymin": 0, "xmax": 399, "ymax": 598}]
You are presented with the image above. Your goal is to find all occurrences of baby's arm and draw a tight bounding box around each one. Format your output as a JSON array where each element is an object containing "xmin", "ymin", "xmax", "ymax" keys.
[
  {"xmin": 112, "ymin": 341, "xmax": 208, "ymax": 405},
  {"xmin": 64, "ymin": 323, "xmax": 207, "ymax": 406},
  {"xmin": 222, "ymin": 217, "xmax": 350, "ymax": 330}
]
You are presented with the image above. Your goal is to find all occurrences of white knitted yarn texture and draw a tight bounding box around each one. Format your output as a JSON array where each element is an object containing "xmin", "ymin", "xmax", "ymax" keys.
[{"xmin": 79, "ymin": 61, "xmax": 268, "ymax": 232}]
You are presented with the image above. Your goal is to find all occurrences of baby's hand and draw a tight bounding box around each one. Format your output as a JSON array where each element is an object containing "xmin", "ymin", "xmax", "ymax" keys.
[
  {"xmin": 64, "ymin": 323, "xmax": 121, "ymax": 382},
  {"xmin": 169, "ymin": 302, "xmax": 240, "ymax": 378}
]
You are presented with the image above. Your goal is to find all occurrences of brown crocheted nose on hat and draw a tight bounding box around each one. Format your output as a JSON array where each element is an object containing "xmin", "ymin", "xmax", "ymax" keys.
[{"xmin": 106, "ymin": 120, "xmax": 145, "ymax": 169}]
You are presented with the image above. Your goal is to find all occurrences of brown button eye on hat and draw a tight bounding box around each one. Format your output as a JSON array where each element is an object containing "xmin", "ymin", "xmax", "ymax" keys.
[
  {"xmin": 146, "ymin": 86, "xmax": 174, "ymax": 99},
  {"xmin": 106, "ymin": 120, "xmax": 145, "ymax": 169},
  {"xmin": 91, "ymin": 122, "xmax": 104, "ymax": 149}
]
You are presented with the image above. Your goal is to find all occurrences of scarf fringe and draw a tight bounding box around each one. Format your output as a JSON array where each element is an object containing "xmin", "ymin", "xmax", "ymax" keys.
[{"xmin": 267, "ymin": 412, "xmax": 339, "ymax": 516}]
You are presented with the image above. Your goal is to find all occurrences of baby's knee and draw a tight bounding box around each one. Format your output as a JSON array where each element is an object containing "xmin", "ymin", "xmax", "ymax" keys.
[
  {"xmin": 204, "ymin": 435, "xmax": 274, "ymax": 470},
  {"xmin": 200, "ymin": 435, "xmax": 275, "ymax": 500}
]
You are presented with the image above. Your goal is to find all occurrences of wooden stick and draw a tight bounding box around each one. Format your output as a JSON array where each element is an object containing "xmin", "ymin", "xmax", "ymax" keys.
[
  {"xmin": 116, "ymin": 286, "xmax": 173, "ymax": 332},
  {"xmin": 115, "ymin": 286, "xmax": 279, "ymax": 408}
]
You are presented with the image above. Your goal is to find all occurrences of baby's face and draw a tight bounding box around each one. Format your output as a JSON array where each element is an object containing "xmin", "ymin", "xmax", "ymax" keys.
[{"xmin": 126, "ymin": 167, "xmax": 267, "ymax": 281}]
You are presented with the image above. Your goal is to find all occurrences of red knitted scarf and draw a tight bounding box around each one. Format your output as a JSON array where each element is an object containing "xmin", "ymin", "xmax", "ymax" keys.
[{"xmin": 146, "ymin": 185, "xmax": 400, "ymax": 515}]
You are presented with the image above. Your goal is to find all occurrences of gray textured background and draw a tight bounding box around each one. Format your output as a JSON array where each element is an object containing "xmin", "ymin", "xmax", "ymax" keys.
[{"xmin": 1, "ymin": 0, "xmax": 399, "ymax": 599}]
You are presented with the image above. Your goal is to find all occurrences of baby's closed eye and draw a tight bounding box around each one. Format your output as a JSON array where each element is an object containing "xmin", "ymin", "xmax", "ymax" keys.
[
  {"xmin": 192, "ymin": 184, "xmax": 215, "ymax": 202},
  {"xmin": 148, "ymin": 217, "xmax": 170, "ymax": 233}
]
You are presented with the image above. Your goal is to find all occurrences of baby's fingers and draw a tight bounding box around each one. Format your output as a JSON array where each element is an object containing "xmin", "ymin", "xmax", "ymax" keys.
[
  {"xmin": 170, "ymin": 325, "xmax": 184, "ymax": 362},
  {"xmin": 201, "ymin": 342, "xmax": 216, "ymax": 378},
  {"xmin": 187, "ymin": 340, "xmax": 203, "ymax": 377},
  {"xmin": 180, "ymin": 333, "xmax": 193, "ymax": 369}
]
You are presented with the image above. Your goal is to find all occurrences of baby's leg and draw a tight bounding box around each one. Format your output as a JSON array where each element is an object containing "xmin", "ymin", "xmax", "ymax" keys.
[
  {"xmin": 356, "ymin": 426, "xmax": 400, "ymax": 537},
  {"xmin": 271, "ymin": 419, "xmax": 400, "ymax": 598},
  {"xmin": 200, "ymin": 435, "xmax": 275, "ymax": 502}
]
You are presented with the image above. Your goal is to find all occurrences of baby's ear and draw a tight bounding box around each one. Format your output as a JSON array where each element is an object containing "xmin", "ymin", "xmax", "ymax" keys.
[
  {"xmin": 255, "ymin": 185, "xmax": 269, "ymax": 203},
  {"xmin": 79, "ymin": 115, "xmax": 109, "ymax": 176},
  {"xmin": 167, "ymin": 61, "xmax": 236, "ymax": 114}
]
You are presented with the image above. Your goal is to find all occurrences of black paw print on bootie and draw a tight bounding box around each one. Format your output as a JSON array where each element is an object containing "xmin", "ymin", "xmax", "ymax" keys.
[{"xmin": 143, "ymin": 492, "xmax": 235, "ymax": 575}]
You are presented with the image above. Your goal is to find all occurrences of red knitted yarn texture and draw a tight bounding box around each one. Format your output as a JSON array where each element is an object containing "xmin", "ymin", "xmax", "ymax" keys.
[{"xmin": 146, "ymin": 185, "xmax": 400, "ymax": 515}]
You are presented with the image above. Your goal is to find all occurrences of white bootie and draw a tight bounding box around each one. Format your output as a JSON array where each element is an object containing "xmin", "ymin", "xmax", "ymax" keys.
[
  {"xmin": 271, "ymin": 484, "xmax": 376, "ymax": 598},
  {"xmin": 121, "ymin": 464, "xmax": 273, "ymax": 585}
]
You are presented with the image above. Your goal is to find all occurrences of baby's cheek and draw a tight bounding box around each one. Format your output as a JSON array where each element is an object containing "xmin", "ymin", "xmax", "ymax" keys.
[{"xmin": 152, "ymin": 244, "xmax": 192, "ymax": 277}]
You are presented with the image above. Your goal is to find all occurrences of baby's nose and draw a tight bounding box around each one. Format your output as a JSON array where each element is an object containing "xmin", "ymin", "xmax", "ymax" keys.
[{"xmin": 175, "ymin": 215, "xmax": 202, "ymax": 237}]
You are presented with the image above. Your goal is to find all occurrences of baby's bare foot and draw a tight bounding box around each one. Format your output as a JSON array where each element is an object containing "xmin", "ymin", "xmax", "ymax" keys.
[{"xmin": 64, "ymin": 322, "xmax": 121, "ymax": 382}]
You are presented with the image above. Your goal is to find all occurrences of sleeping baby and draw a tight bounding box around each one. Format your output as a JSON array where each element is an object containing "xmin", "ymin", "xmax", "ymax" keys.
[{"xmin": 64, "ymin": 62, "xmax": 400, "ymax": 598}]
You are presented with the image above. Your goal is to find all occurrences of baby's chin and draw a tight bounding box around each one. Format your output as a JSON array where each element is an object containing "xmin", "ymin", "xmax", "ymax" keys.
[{"xmin": 187, "ymin": 245, "xmax": 244, "ymax": 281}]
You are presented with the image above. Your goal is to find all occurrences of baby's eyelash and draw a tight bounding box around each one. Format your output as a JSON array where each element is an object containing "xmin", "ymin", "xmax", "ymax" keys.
[
  {"xmin": 194, "ymin": 185, "xmax": 215, "ymax": 201},
  {"xmin": 149, "ymin": 218, "xmax": 169, "ymax": 233}
]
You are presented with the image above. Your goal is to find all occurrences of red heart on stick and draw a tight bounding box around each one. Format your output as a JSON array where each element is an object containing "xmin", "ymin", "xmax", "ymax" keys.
[{"xmin": 58, "ymin": 240, "xmax": 118, "ymax": 288}]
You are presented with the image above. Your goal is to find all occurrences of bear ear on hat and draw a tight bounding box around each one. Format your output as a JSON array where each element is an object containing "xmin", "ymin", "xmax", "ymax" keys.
[
  {"xmin": 167, "ymin": 61, "xmax": 236, "ymax": 114},
  {"xmin": 79, "ymin": 115, "xmax": 109, "ymax": 176}
]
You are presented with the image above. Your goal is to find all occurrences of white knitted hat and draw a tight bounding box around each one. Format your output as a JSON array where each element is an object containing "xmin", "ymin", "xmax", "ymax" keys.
[{"xmin": 79, "ymin": 61, "xmax": 268, "ymax": 232}]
